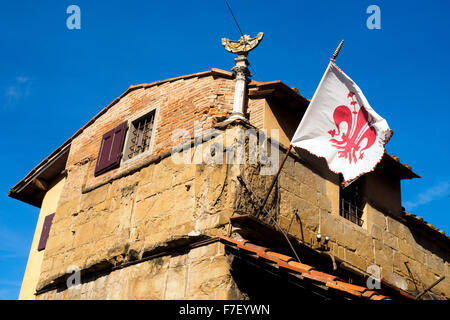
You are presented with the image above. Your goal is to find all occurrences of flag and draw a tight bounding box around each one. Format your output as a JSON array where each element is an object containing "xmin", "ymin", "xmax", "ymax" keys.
[{"xmin": 290, "ymin": 62, "xmax": 392, "ymax": 187}]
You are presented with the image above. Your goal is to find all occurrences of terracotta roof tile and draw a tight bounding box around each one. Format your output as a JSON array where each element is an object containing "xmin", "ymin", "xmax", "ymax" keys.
[
  {"xmin": 238, "ymin": 242, "xmax": 269, "ymax": 256},
  {"xmin": 258, "ymin": 251, "xmax": 289, "ymax": 265},
  {"xmin": 403, "ymin": 212, "xmax": 449, "ymax": 241},
  {"xmin": 371, "ymin": 294, "xmax": 389, "ymax": 300},
  {"xmin": 326, "ymin": 281, "xmax": 363, "ymax": 297},
  {"xmin": 218, "ymin": 235, "xmax": 411, "ymax": 300},
  {"xmin": 309, "ymin": 270, "xmax": 339, "ymax": 282},
  {"xmin": 385, "ymin": 152, "xmax": 420, "ymax": 178},
  {"xmin": 218, "ymin": 235, "xmax": 242, "ymax": 247},
  {"xmin": 278, "ymin": 261, "xmax": 311, "ymax": 274},
  {"xmin": 334, "ymin": 281, "xmax": 367, "ymax": 293},
  {"xmin": 266, "ymin": 251, "xmax": 294, "ymax": 262},
  {"xmin": 288, "ymin": 261, "xmax": 315, "ymax": 272},
  {"xmin": 362, "ymin": 290, "xmax": 378, "ymax": 298}
]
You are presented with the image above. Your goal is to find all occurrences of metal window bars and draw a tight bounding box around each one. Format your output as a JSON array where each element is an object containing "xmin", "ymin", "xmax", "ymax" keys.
[
  {"xmin": 128, "ymin": 111, "xmax": 155, "ymax": 159},
  {"xmin": 340, "ymin": 199, "xmax": 364, "ymax": 227}
]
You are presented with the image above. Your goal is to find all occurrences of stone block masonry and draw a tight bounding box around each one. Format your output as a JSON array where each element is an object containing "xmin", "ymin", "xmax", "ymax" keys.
[
  {"xmin": 32, "ymin": 69, "xmax": 449, "ymax": 300},
  {"xmin": 237, "ymin": 141, "xmax": 450, "ymax": 299}
]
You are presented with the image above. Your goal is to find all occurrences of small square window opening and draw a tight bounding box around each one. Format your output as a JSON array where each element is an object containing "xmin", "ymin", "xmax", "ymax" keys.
[
  {"xmin": 340, "ymin": 177, "xmax": 365, "ymax": 227},
  {"xmin": 125, "ymin": 110, "xmax": 156, "ymax": 160}
]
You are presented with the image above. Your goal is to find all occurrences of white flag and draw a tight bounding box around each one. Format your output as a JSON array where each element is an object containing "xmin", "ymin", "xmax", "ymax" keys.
[{"xmin": 291, "ymin": 62, "xmax": 392, "ymax": 187}]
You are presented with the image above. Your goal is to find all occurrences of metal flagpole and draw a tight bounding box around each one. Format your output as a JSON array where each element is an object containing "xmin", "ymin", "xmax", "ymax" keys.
[
  {"xmin": 256, "ymin": 145, "xmax": 292, "ymax": 217},
  {"xmin": 256, "ymin": 40, "xmax": 345, "ymax": 217},
  {"xmin": 331, "ymin": 40, "xmax": 344, "ymax": 62}
]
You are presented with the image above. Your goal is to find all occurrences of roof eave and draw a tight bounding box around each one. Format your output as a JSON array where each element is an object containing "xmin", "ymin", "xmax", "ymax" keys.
[{"xmin": 7, "ymin": 68, "xmax": 235, "ymax": 207}]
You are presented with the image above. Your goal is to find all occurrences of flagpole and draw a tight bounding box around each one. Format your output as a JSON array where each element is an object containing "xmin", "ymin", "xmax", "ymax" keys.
[
  {"xmin": 256, "ymin": 144, "xmax": 292, "ymax": 217},
  {"xmin": 331, "ymin": 40, "xmax": 344, "ymax": 61},
  {"xmin": 256, "ymin": 40, "xmax": 345, "ymax": 217}
]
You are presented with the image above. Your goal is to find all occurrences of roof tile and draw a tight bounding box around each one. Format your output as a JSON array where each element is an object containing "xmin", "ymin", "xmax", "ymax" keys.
[
  {"xmin": 266, "ymin": 251, "xmax": 294, "ymax": 262},
  {"xmin": 403, "ymin": 212, "xmax": 449, "ymax": 241},
  {"xmin": 218, "ymin": 235, "xmax": 413, "ymax": 300},
  {"xmin": 362, "ymin": 290, "xmax": 378, "ymax": 298},
  {"xmin": 326, "ymin": 281, "xmax": 363, "ymax": 297},
  {"xmin": 371, "ymin": 294, "xmax": 389, "ymax": 300},
  {"xmin": 334, "ymin": 281, "xmax": 367, "ymax": 293},
  {"xmin": 239, "ymin": 242, "xmax": 269, "ymax": 256},
  {"xmin": 218, "ymin": 235, "xmax": 242, "ymax": 247},
  {"xmin": 288, "ymin": 261, "xmax": 315, "ymax": 272},
  {"xmin": 278, "ymin": 261, "xmax": 310, "ymax": 275},
  {"xmin": 309, "ymin": 270, "xmax": 339, "ymax": 282}
]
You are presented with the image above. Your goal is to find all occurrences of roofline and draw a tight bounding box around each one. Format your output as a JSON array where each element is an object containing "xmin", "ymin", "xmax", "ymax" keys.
[
  {"xmin": 218, "ymin": 235, "xmax": 415, "ymax": 300},
  {"xmin": 384, "ymin": 152, "xmax": 420, "ymax": 180},
  {"xmin": 403, "ymin": 212, "xmax": 450, "ymax": 243},
  {"xmin": 7, "ymin": 68, "xmax": 420, "ymax": 207},
  {"xmin": 248, "ymin": 79, "xmax": 310, "ymax": 106},
  {"xmin": 7, "ymin": 68, "xmax": 235, "ymax": 203}
]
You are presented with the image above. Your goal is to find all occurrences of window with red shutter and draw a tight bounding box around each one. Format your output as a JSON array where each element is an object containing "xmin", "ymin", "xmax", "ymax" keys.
[
  {"xmin": 38, "ymin": 213, "xmax": 55, "ymax": 251},
  {"xmin": 94, "ymin": 122, "xmax": 128, "ymax": 176}
]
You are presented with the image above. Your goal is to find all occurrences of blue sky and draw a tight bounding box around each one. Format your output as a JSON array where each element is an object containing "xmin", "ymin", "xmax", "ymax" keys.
[{"xmin": 1, "ymin": 0, "xmax": 449, "ymax": 300}]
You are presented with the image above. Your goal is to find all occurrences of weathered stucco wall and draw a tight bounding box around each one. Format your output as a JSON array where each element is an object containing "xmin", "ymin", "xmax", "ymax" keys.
[
  {"xmin": 263, "ymin": 100, "xmax": 301, "ymax": 147},
  {"xmin": 19, "ymin": 177, "xmax": 66, "ymax": 300}
]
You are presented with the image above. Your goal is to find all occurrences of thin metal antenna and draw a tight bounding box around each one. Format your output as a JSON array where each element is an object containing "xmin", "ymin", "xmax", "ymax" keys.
[
  {"xmin": 225, "ymin": 0, "xmax": 244, "ymax": 37},
  {"xmin": 224, "ymin": 0, "xmax": 259, "ymax": 79}
]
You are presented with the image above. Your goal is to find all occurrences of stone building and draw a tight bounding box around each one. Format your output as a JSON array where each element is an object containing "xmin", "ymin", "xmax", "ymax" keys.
[{"xmin": 9, "ymin": 38, "xmax": 449, "ymax": 300}]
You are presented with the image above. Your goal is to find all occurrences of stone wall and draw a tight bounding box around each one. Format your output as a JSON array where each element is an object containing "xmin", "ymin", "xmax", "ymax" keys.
[
  {"xmin": 239, "ymin": 143, "xmax": 450, "ymax": 299},
  {"xmin": 31, "ymin": 69, "xmax": 449, "ymax": 300},
  {"xmin": 36, "ymin": 125, "xmax": 250, "ymax": 298},
  {"xmin": 33, "ymin": 68, "xmax": 272, "ymax": 299},
  {"xmin": 36, "ymin": 241, "xmax": 242, "ymax": 300}
]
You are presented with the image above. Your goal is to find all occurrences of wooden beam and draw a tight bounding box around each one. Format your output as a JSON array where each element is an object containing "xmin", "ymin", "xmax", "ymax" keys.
[
  {"xmin": 33, "ymin": 178, "xmax": 48, "ymax": 191},
  {"xmin": 248, "ymin": 88, "xmax": 275, "ymax": 98}
]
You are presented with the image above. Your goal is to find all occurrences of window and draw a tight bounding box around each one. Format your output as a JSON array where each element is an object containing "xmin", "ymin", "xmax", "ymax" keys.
[
  {"xmin": 339, "ymin": 177, "xmax": 365, "ymax": 227},
  {"xmin": 94, "ymin": 108, "xmax": 157, "ymax": 177},
  {"xmin": 38, "ymin": 213, "xmax": 55, "ymax": 251},
  {"xmin": 94, "ymin": 122, "xmax": 128, "ymax": 176},
  {"xmin": 122, "ymin": 109, "xmax": 156, "ymax": 161}
]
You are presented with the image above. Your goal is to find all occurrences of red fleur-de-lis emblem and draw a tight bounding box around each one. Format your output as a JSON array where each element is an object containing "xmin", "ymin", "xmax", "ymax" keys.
[{"xmin": 327, "ymin": 91, "xmax": 377, "ymax": 164}]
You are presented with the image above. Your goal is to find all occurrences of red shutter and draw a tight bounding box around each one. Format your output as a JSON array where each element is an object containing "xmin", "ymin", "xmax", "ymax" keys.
[
  {"xmin": 94, "ymin": 122, "xmax": 128, "ymax": 176},
  {"xmin": 38, "ymin": 213, "xmax": 55, "ymax": 251}
]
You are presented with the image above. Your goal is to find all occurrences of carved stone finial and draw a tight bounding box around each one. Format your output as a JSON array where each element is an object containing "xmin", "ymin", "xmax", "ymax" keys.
[
  {"xmin": 222, "ymin": 32, "xmax": 264, "ymax": 122},
  {"xmin": 222, "ymin": 32, "xmax": 264, "ymax": 55}
]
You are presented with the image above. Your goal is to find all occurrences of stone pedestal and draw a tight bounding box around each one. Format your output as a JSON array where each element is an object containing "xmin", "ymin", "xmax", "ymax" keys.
[{"xmin": 229, "ymin": 55, "xmax": 251, "ymax": 121}]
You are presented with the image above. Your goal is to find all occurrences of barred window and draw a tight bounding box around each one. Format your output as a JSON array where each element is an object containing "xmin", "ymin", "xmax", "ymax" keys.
[
  {"xmin": 340, "ymin": 177, "xmax": 365, "ymax": 227},
  {"xmin": 124, "ymin": 110, "xmax": 156, "ymax": 160}
]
